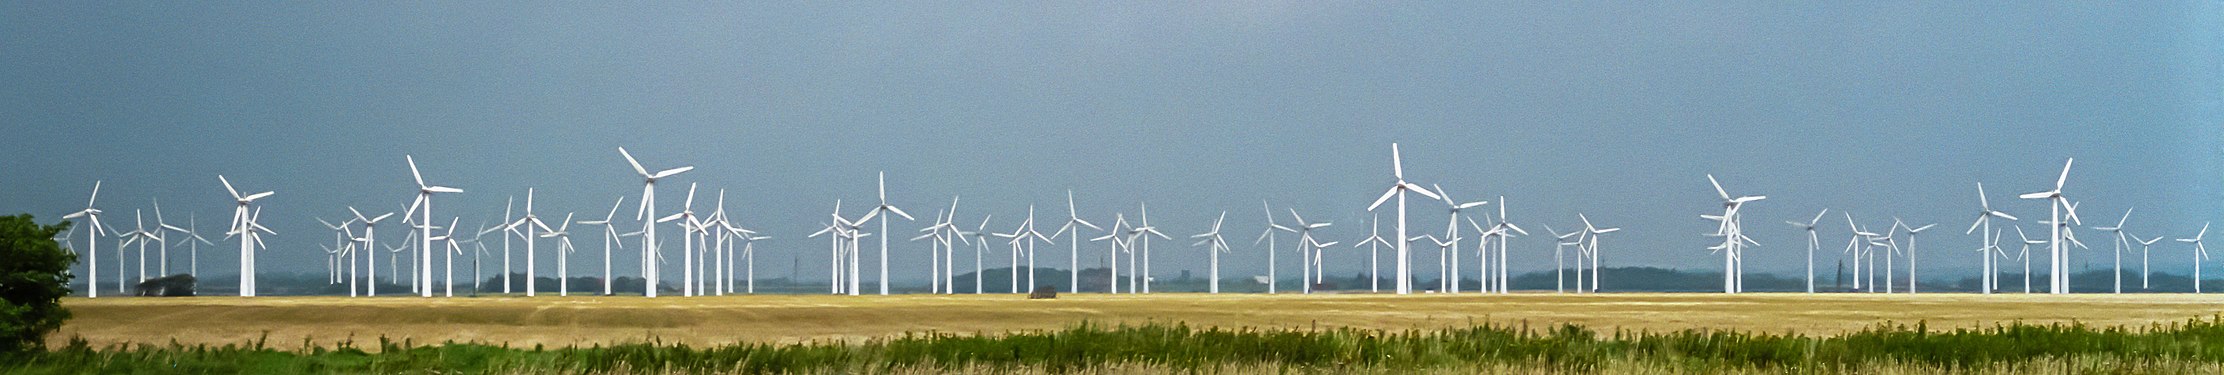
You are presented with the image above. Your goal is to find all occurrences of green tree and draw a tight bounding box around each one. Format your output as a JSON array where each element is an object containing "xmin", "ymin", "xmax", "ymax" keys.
[{"xmin": 0, "ymin": 214, "xmax": 74, "ymax": 353}]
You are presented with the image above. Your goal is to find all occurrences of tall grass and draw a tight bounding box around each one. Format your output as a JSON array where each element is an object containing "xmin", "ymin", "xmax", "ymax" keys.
[{"xmin": 11, "ymin": 317, "xmax": 2224, "ymax": 374}]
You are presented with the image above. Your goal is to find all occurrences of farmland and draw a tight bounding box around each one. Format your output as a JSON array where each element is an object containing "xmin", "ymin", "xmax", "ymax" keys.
[{"xmin": 53, "ymin": 292, "xmax": 2224, "ymax": 349}]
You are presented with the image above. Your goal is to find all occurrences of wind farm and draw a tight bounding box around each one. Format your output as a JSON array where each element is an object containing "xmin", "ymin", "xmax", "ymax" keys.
[{"xmin": 4, "ymin": 2, "xmax": 2217, "ymax": 373}]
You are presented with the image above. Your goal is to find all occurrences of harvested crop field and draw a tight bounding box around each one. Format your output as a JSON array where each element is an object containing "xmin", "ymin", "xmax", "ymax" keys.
[{"xmin": 54, "ymin": 293, "xmax": 2224, "ymax": 350}]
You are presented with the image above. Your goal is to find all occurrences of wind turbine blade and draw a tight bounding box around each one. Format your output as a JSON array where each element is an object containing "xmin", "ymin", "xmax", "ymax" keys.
[
  {"xmin": 218, "ymin": 175, "xmax": 240, "ymax": 199},
  {"xmin": 618, "ymin": 147, "xmax": 649, "ymax": 176},
  {"xmin": 1976, "ymin": 183, "xmax": 1991, "ymax": 209},
  {"xmin": 1390, "ymin": 143, "xmax": 1403, "ymax": 179},
  {"xmin": 2055, "ymin": 158, "xmax": 2073, "ymax": 190},
  {"xmin": 652, "ymin": 166, "xmax": 694, "ymax": 179},
  {"xmin": 1367, "ymin": 188, "xmax": 1398, "ymax": 211},
  {"xmin": 2018, "ymin": 191, "xmax": 2054, "ymax": 199},
  {"xmin": 244, "ymin": 191, "xmax": 275, "ymax": 201},
  {"xmin": 1404, "ymin": 183, "xmax": 1442, "ymax": 201},
  {"xmin": 887, "ymin": 206, "xmax": 915, "ymax": 221},
  {"xmin": 406, "ymin": 155, "xmax": 427, "ymax": 187},
  {"xmin": 1708, "ymin": 174, "xmax": 1729, "ymax": 200}
]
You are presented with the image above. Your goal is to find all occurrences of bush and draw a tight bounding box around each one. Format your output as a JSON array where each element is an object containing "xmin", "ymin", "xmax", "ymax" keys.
[{"xmin": 0, "ymin": 214, "xmax": 74, "ymax": 353}]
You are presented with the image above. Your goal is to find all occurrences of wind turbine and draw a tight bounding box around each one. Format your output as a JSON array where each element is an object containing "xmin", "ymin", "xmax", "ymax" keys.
[
  {"xmin": 1544, "ymin": 224, "xmax": 1581, "ymax": 293},
  {"xmin": 348, "ymin": 207, "xmax": 396, "ymax": 296},
  {"xmin": 1190, "ymin": 211, "xmax": 1230, "ymax": 293},
  {"xmin": 1900, "ymin": 219, "xmax": 1936, "ymax": 294},
  {"xmin": 473, "ymin": 224, "xmax": 504, "ymax": 295},
  {"xmin": 219, "ymin": 175, "xmax": 275, "ymax": 297},
  {"xmin": 401, "ymin": 155, "xmax": 464, "ymax": 297},
  {"xmin": 2179, "ymin": 223, "xmax": 2209, "ymax": 293},
  {"xmin": 1785, "ymin": 209, "xmax": 1828, "ymax": 293},
  {"xmin": 2018, "ymin": 158, "xmax": 2079, "ymax": 294},
  {"xmin": 2015, "ymin": 226, "xmax": 2042, "ymax": 293},
  {"xmin": 1578, "ymin": 214, "xmax": 1618, "ymax": 292},
  {"xmin": 1053, "ymin": 191, "xmax": 1102, "ymax": 295},
  {"xmin": 153, "ymin": 200, "xmax": 187, "ymax": 277},
  {"xmin": 1367, "ymin": 143, "xmax": 1442, "ymax": 294},
  {"xmin": 60, "ymin": 181, "xmax": 107, "ymax": 298},
  {"xmin": 1254, "ymin": 202, "xmax": 1290, "ymax": 293},
  {"xmin": 1466, "ymin": 217, "xmax": 1503, "ymax": 293},
  {"xmin": 1485, "ymin": 197, "xmax": 1527, "ymax": 294},
  {"xmin": 541, "ymin": 213, "xmax": 579, "ymax": 296},
  {"xmin": 1413, "ymin": 234, "xmax": 1454, "ymax": 291},
  {"xmin": 1132, "ymin": 204, "xmax": 1168, "ymax": 293},
  {"xmin": 507, "ymin": 188, "xmax": 556, "ymax": 297},
  {"xmin": 435, "ymin": 218, "xmax": 469, "ymax": 297},
  {"xmin": 1841, "ymin": 214, "xmax": 1879, "ymax": 292},
  {"xmin": 654, "ymin": 184, "xmax": 705, "ymax": 297},
  {"xmin": 1431, "ymin": 184, "xmax": 1486, "ymax": 294},
  {"xmin": 911, "ymin": 208, "xmax": 951, "ymax": 294},
  {"xmin": 1965, "ymin": 183, "xmax": 2019, "ymax": 295},
  {"xmin": 1354, "ymin": 214, "xmax": 1392, "ymax": 293},
  {"xmin": 1287, "ymin": 208, "xmax": 1329, "ymax": 293},
  {"xmin": 178, "ymin": 214, "xmax": 212, "ymax": 278},
  {"xmin": 2135, "ymin": 234, "xmax": 2161, "ymax": 290},
  {"xmin": 2093, "ymin": 208, "xmax": 2134, "ymax": 294},
  {"xmin": 618, "ymin": 147, "xmax": 693, "ymax": 298},
  {"xmin": 1973, "ymin": 228, "xmax": 2007, "ymax": 294},
  {"xmin": 852, "ymin": 172, "xmax": 915, "ymax": 295},
  {"xmin": 1706, "ymin": 174, "xmax": 1765, "ymax": 294},
  {"xmin": 579, "ymin": 197, "xmax": 627, "ymax": 295},
  {"xmin": 122, "ymin": 210, "xmax": 155, "ymax": 284},
  {"xmin": 967, "ymin": 215, "xmax": 993, "ymax": 294},
  {"xmin": 1092, "ymin": 214, "xmax": 1131, "ymax": 293}
]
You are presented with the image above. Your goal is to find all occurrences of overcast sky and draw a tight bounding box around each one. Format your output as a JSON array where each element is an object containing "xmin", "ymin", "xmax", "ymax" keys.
[{"xmin": 5, "ymin": 2, "xmax": 2219, "ymax": 285}]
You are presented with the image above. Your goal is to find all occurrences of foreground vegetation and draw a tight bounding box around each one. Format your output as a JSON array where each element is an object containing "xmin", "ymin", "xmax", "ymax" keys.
[{"xmin": 11, "ymin": 316, "xmax": 2224, "ymax": 374}]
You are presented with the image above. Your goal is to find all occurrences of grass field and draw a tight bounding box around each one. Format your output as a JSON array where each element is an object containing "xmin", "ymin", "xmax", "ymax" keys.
[{"xmin": 54, "ymin": 292, "xmax": 2224, "ymax": 350}]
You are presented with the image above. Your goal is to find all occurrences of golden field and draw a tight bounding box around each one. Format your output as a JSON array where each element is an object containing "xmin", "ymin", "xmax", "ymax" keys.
[{"xmin": 54, "ymin": 292, "xmax": 2224, "ymax": 350}]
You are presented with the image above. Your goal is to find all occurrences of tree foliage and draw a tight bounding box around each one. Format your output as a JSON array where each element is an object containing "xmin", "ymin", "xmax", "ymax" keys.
[{"xmin": 0, "ymin": 214, "xmax": 74, "ymax": 353}]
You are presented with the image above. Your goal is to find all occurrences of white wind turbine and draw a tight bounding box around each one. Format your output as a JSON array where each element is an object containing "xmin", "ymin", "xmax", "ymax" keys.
[
  {"xmin": 1366, "ymin": 143, "xmax": 1442, "ymax": 294},
  {"xmin": 2134, "ymin": 234, "xmax": 2161, "ymax": 290},
  {"xmin": 1053, "ymin": 191, "xmax": 1102, "ymax": 295},
  {"xmin": 807, "ymin": 201, "xmax": 847, "ymax": 294},
  {"xmin": 1413, "ymin": 234, "xmax": 1454, "ymax": 292},
  {"xmin": 853, "ymin": 172, "xmax": 915, "ymax": 295},
  {"xmin": 60, "ymin": 181, "xmax": 107, "ymax": 298},
  {"xmin": 1467, "ymin": 217, "xmax": 1501, "ymax": 293},
  {"xmin": 1354, "ymin": 214, "xmax": 1392, "ymax": 293},
  {"xmin": 1092, "ymin": 214, "xmax": 1131, "ymax": 293},
  {"xmin": 318, "ymin": 217, "xmax": 359, "ymax": 296},
  {"xmin": 1965, "ymin": 183, "xmax": 2019, "ymax": 295},
  {"xmin": 1431, "ymin": 184, "xmax": 1487, "ymax": 294},
  {"xmin": 121, "ymin": 210, "xmax": 155, "ymax": 284},
  {"xmin": 1841, "ymin": 214, "xmax": 1879, "ymax": 292},
  {"xmin": 618, "ymin": 147, "xmax": 693, "ymax": 298},
  {"xmin": 910, "ymin": 208, "xmax": 952, "ymax": 294},
  {"xmin": 2178, "ymin": 223, "xmax": 2209, "ymax": 293},
  {"xmin": 1254, "ymin": 202, "xmax": 1289, "ymax": 293},
  {"xmin": 1706, "ymin": 174, "xmax": 1765, "ymax": 294},
  {"xmin": 1484, "ymin": 197, "xmax": 1528, "ymax": 294},
  {"xmin": 434, "ymin": 218, "xmax": 468, "ymax": 297},
  {"xmin": 474, "ymin": 224, "xmax": 503, "ymax": 295},
  {"xmin": 653, "ymin": 184, "xmax": 704, "ymax": 297},
  {"xmin": 579, "ymin": 197, "xmax": 627, "ymax": 295},
  {"xmin": 2018, "ymin": 158, "xmax": 2080, "ymax": 294},
  {"xmin": 2093, "ymin": 208, "xmax": 2134, "ymax": 294},
  {"xmin": 540, "ymin": 213, "xmax": 579, "ymax": 296},
  {"xmin": 218, "ymin": 175, "xmax": 275, "ymax": 297},
  {"xmin": 1543, "ymin": 224, "xmax": 1582, "ymax": 293},
  {"xmin": 507, "ymin": 188, "xmax": 556, "ymax": 297},
  {"xmin": 966, "ymin": 215, "xmax": 993, "ymax": 294},
  {"xmin": 179, "ymin": 214, "xmax": 212, "ymax": 277},
  {"xmin": 1898, "ymin": 219, "xmax": 1936, "ymax": 294},
  {"xmin": 401, "ymin": 155, "xmax": 464, "ymax": 297},
  {"xmin": 153, "ymin": 200, "xmax": 187, "ymax": 277},
  {"xmin": 1133, "ymin": 204, "xmax": 1168, "ymax": 293},
  {"xmin": 1286, "ymin": 208, "xmax": 1329, "ymax": 293},
  {"xmin": 992, "ymin": 217, "xmax": 1036, "ymax": 293},
  {"xmin": 1973, "ymin": 228, "xmax": 2007, "ymax": 294},
  {"xmin": 1190, "ymin": 212, "xmax": 1231, "ymax": 293},
  {"xmin": 349, "ymin": 207, "xmax": 396, "ymax": 296},
  {"xmin": 2015, "ymin": 226, "xmax": 2042, "ymax": 293},
  {"xmin": 1577, "ymin": 214, "xmax": 1619, "ymax": 292},
  {"xmin": 1785, "ymin": 209, "xmax": 1828, "ymax": 293}
]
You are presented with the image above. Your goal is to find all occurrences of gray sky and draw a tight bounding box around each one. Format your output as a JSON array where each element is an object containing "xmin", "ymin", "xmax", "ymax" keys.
[{"xmin": 5, "ymin": 2, "xmax": 2219, "ymax": 284}]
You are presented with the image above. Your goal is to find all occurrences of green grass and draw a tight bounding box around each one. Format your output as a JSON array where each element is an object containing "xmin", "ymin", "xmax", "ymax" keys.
[{"xmin": 11, "ymin": 317, "xmax": 2224, "ymax": 374}]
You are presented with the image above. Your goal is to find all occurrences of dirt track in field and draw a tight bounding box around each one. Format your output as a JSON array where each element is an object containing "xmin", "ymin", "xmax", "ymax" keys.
[{"xmin": 55, "ymin": 293, "xmax": 2224, "ymax": 349}]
